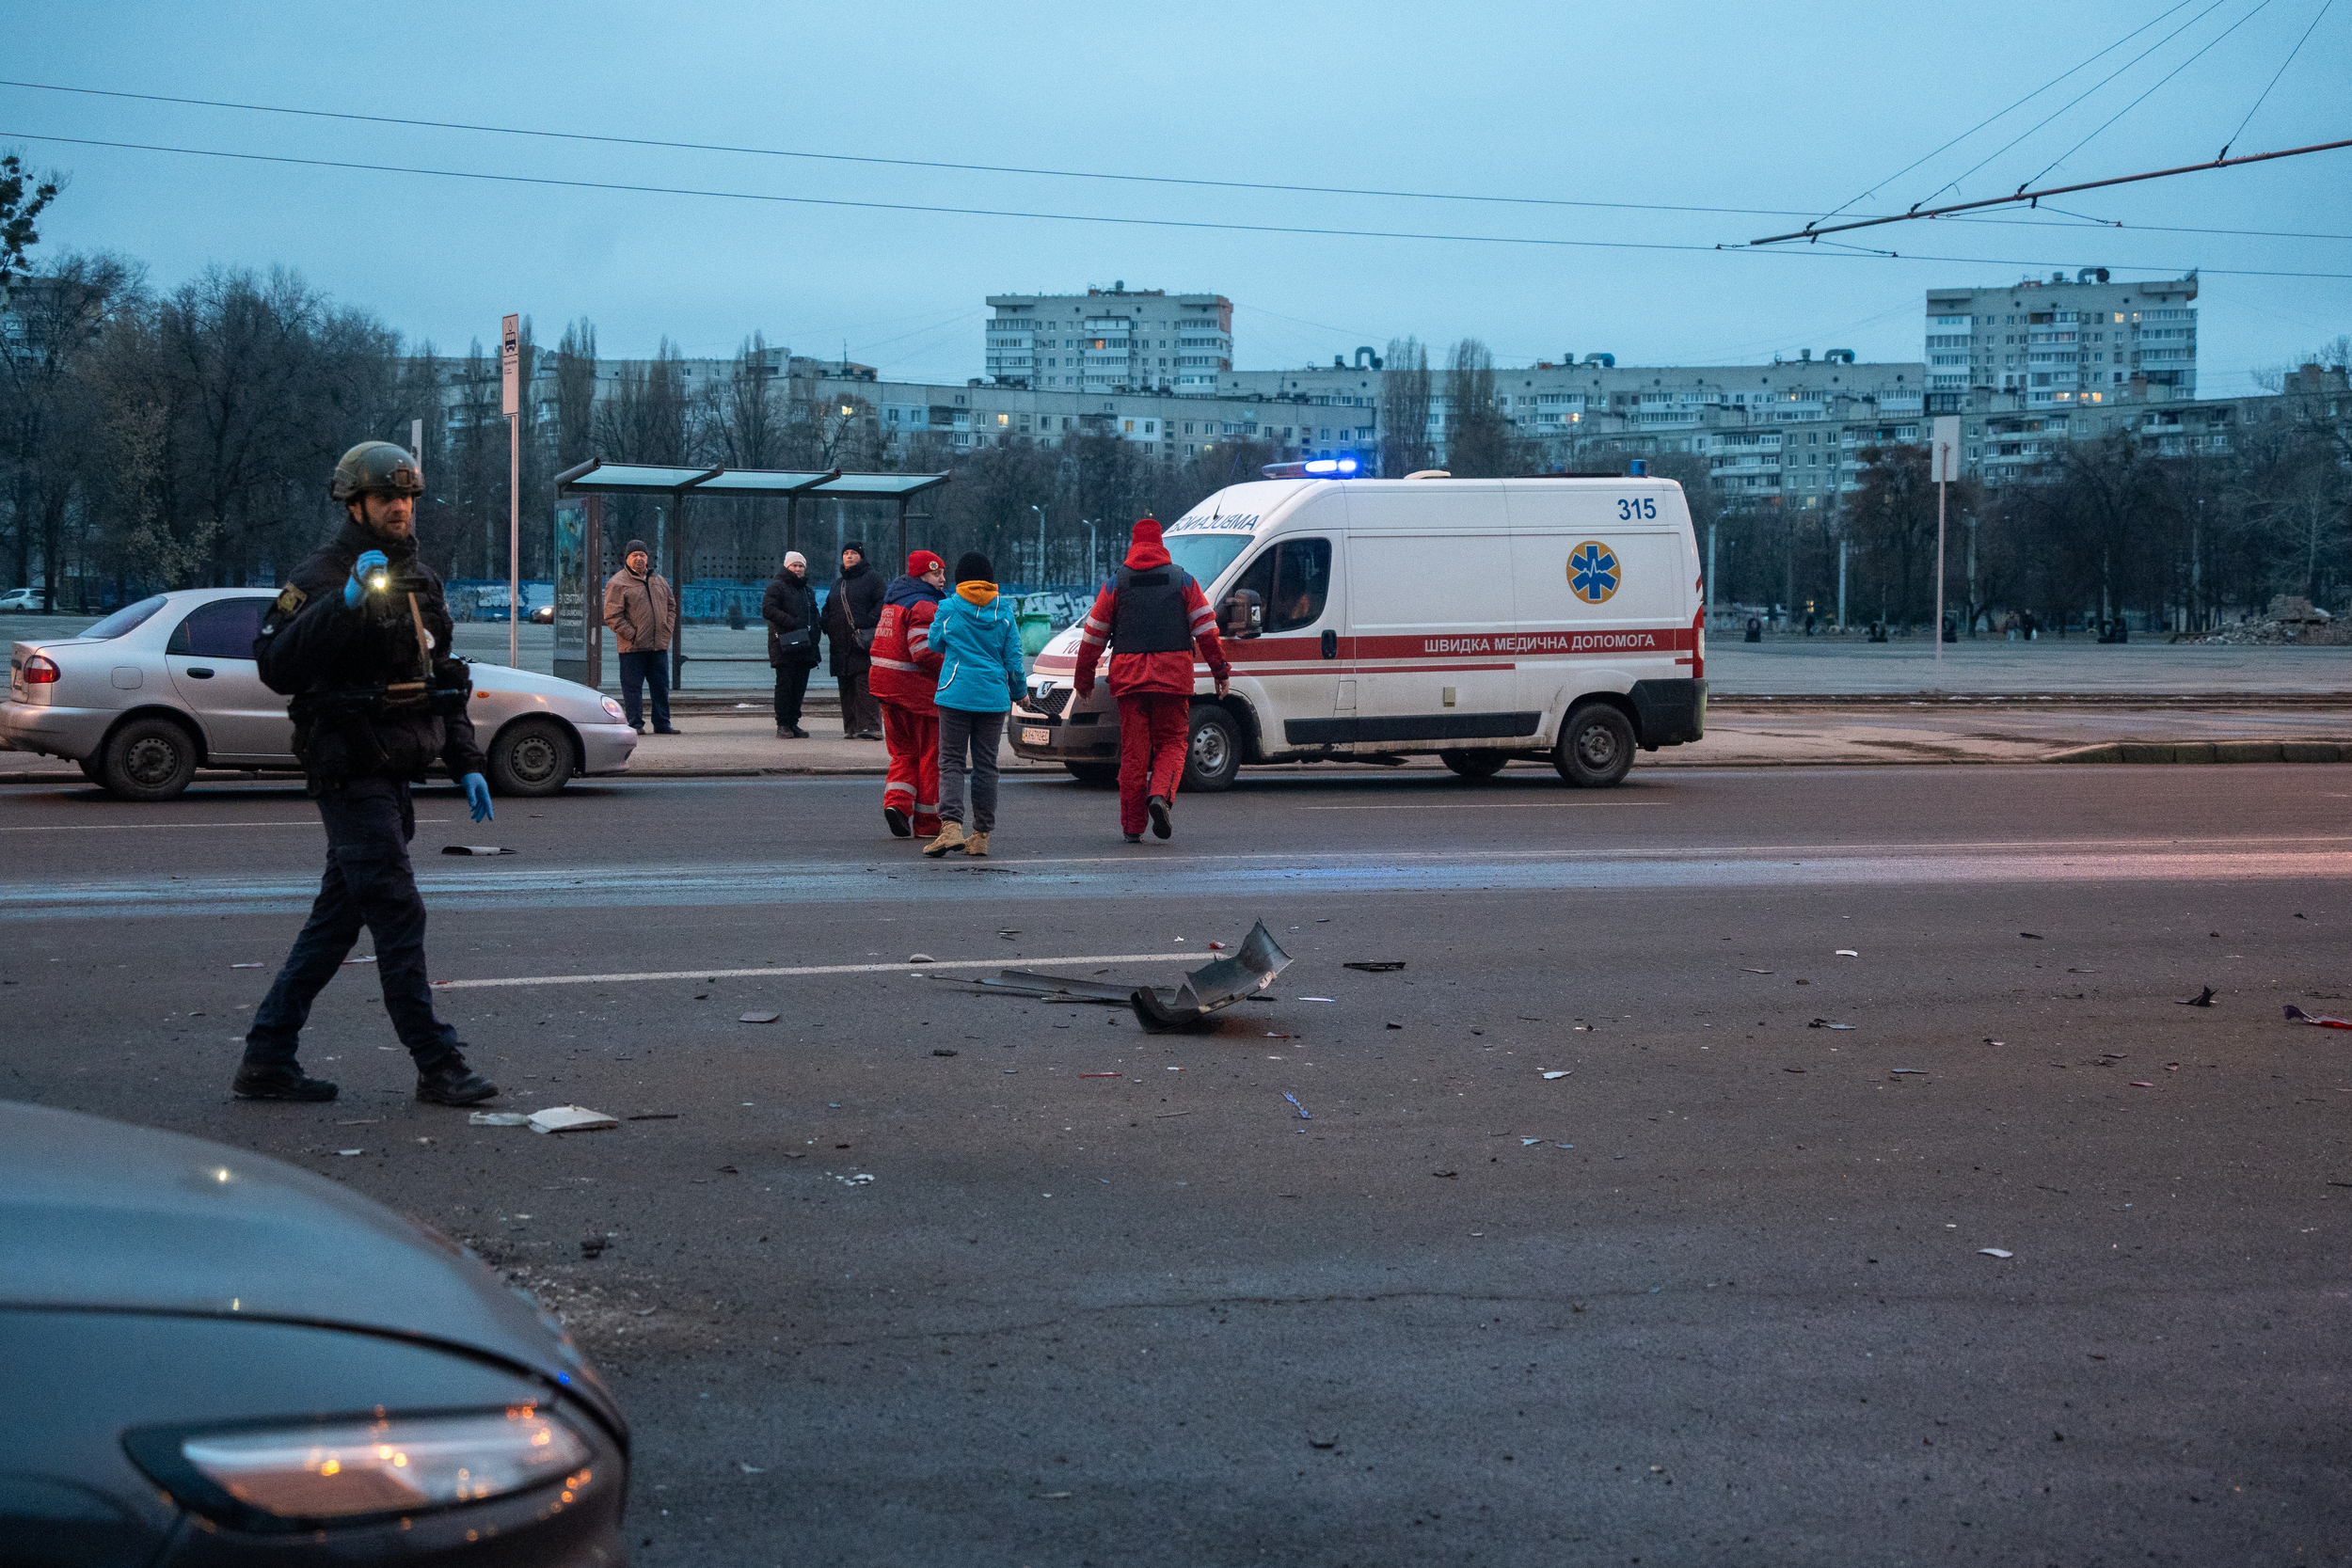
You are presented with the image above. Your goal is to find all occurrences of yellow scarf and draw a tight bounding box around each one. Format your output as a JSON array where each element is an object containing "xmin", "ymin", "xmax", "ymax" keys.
[{"xmin": 956, "ymin": 580, "xmax": 998, "ymax": 607}]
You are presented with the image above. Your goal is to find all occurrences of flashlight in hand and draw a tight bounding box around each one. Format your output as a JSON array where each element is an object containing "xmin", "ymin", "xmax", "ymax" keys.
[{"xmin": 368, "ymin": 572, "xmax": 389, "ymax": 593}]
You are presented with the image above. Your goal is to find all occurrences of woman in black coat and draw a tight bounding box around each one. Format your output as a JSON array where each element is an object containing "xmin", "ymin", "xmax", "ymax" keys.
[{"xmin": 762, "ymin": 550, "xmax": 821, "ymax": 737}]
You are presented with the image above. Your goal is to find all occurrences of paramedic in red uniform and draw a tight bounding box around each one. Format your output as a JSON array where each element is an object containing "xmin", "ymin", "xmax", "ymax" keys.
[
  {"xmin": 1073, "ymin": 518, "xmax": 1231, "ymax": 843},
  {"xmin": 869, "ymin": 549, "xmax": 947, "ymax": 839}
]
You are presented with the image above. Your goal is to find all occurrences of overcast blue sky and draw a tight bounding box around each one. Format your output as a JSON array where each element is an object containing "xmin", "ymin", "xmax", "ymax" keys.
[{"xmin": 8, "ymin": 1, "xmax": 2345, "ymax": 395}]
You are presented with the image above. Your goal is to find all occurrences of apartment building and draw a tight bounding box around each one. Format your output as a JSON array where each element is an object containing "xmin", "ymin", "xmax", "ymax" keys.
[
  {"xmin": 1925, "ymin": 268, "xmax": 2199, "ymax": 412},
  {"xmin": 984, "ymin": 285, "xmax": 1233, "ymax": 395}
]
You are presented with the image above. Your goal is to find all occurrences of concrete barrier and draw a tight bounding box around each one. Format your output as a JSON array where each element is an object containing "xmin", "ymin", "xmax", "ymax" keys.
[{"xmin": 2047, "ymin": 740, "xmax": 2348, "ymax": 764}]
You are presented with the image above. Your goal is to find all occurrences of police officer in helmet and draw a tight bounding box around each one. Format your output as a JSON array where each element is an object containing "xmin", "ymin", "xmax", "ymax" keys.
[{"xmin": 231, "ymin": 440, "xmax": 501, "ymax": 1106}]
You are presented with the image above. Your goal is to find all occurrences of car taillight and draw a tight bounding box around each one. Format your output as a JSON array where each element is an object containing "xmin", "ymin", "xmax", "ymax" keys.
[{"xmin": 22, "ymin": 656, "xmax": 60, "ymax": 684}]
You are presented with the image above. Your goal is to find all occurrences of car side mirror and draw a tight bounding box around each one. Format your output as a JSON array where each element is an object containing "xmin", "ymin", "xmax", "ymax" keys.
[{"xmin": 1219, "ymin": 589, "xmax": 1262, "ymax": 639}]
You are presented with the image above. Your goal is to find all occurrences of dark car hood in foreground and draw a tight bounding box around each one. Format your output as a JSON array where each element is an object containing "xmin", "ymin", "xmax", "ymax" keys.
[{"xmin": 0, "ymin": 1101, "xmax": 620, "ymax": 1438}]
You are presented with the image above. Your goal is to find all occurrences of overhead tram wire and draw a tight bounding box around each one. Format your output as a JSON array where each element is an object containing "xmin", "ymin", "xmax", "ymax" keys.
[
  {"xmin": 1746, "ymin": 136, "xmax": 2352, "ymax": 245},
  {"xmin": 2217, "ymin": 0, "xmax": 2334, "ymax": 158},
  {"xmin": 1806, "ymin": 0, "xmax": 2205, "ymax": 228},
  {"xmin": 0, "ymin": 78, "xmax": 1820, "ymax": 223},
  {"xmin": 2018, "ymin": 0, "xmax": 2282, "ymax": 187},
  {"xmin": 10, "ymin": 130, "xmax": 2350, "ymax": 281}
]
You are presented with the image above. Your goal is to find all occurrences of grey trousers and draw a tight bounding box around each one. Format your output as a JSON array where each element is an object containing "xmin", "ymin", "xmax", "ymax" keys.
[{"xmin": 936, "ymin": 707, "xmax": 1005, "ymax": 831}]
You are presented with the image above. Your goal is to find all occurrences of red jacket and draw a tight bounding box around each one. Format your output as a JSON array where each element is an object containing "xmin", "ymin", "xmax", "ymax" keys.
[
  {"xmin": 867, "ymin": 577, "xmax": 944, "ymax": 705},
  {"xmin": 1073, "ymin": 522, "xmax": 1230, "ymax": 698}
]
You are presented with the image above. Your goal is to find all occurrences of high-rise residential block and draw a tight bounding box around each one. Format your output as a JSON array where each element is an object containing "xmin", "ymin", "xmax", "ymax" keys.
[
  {"xmin": 985, "ymin": 285, "xmax": 1232, "ymax": 395},
  {"xmin": 1926, "ymin": 269, "xmax": 2198, "ymax": 412}
]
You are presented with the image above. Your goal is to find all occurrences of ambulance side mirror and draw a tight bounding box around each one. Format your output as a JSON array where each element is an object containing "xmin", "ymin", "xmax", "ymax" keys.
[{"xmin": 1218, "ymin": 589, "xmax": 1262, "ymax": 639}]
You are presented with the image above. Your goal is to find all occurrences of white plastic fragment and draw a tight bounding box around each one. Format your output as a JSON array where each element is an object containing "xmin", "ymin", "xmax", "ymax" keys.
[
  {"xmin": 528, "ymin": 1105, "xmax": 620, "ymax": 1134},
  {"xmin": 230, "ymin": 962, "xmax": 263, "ymax": 969},
  {"xmin": 1979, "ymin": 1247, "xmax": 2013, "ymax": 1259},
  {"xmin": 1541, "ymin": 1070, "xmax": 1570, "ymax": 1080},
  {"xmin": 739, "ymin": 1011, "xmax": 781, "ymax": 1023},
  {"xmin": 333, "ymin": 1148, "xmax": 363, "ymax": 1157},
  {"xmin": 1836, "ymin": 949, "xmax": 1860, "ymax": 958},
  {"xmin": 468, "ymin": 1111, "xmax": 532, "ymax": 1127},
  {"xmin": 907, "ymin": 954, "xmax": 935, "ymax": 964}
]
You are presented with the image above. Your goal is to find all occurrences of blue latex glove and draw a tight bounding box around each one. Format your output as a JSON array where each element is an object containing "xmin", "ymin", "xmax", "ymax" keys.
[
  {"xmin": 345, "ymin": 548, "xmax": 390, "ymax": 609},
  {"xmin": 462, "ymin": 772, "xmax": 494, "ymax": 823}
]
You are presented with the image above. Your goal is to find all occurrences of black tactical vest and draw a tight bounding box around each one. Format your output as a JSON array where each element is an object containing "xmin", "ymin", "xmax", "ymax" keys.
[{"xmin": 1111, "ymin": 566, "xmax": 1192, "ymax": 652}]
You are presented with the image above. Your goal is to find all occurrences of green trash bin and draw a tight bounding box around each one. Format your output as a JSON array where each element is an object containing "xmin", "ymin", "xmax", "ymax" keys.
[{"xmin": 1016, "ymin": 596, "xmax": 1054, "ymax": 657}]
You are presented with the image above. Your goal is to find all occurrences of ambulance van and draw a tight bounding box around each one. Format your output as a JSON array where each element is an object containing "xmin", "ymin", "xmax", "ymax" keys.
[{"xmin": 1009, "ymin": 469, "xmax": 1706, "ymax": 788}]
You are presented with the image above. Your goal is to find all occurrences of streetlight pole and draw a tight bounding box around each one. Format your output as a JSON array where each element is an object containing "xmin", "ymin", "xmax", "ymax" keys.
[
  {"xmin": 1082, "ymin": 518, "xmax": 1100, "ymax": 587},
  {"xmin": 1030, "ymin": 504, "xmax": 1046, "ymax": 588}
]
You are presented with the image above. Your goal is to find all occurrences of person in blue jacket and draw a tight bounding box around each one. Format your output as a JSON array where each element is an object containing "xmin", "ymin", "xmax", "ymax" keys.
[{"xmin": 922, "ymin": 551, "xmax": 1027, "ymax": 859}]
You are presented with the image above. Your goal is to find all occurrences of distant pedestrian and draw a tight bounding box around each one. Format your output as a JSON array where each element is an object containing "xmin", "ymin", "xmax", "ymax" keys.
[
  {"xmin": 822, "ymin": 541, "xmax": 884, "ymax": 739},
  {"xmin": 923, "ymin": 551, "xmax": 1026, "ymax": 859},
  {"xmin": 762, "ymin": 550, "xmax": 820, "ymax": 738},
  {"xmin": 870, "ymin": 550, "xmax": 947, "ymax": 839},
  {"xmin": 602, "ymin": 540, "xmax": 678, "ymax": 734},
  {"xmin": 1073, "ymin": 517, "xmax": 1231, "ymax": 843}
]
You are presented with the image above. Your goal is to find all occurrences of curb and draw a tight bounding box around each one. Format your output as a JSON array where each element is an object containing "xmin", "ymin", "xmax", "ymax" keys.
[{"xmin": 2045, "ymin": 740, "xmax": 2352, "ymax": 764}]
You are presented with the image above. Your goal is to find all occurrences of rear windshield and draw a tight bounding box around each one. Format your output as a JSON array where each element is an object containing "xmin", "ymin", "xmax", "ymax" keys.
[
  {"xmin": 1165, "ymin": 532, "xmax": 1253, "ymax": 594},
  {"xmin": 79, "ymin": 595, "xmax": 170, "ymax": 641}
]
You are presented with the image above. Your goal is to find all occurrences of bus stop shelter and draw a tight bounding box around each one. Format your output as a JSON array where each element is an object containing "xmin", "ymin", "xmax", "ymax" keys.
[{"xmin": 551, "ymin": 461, "xmax": 949, "ymax": 688}]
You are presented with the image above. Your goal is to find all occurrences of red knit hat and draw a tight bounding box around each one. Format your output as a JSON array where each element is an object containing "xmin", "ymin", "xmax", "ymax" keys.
[
  {"xmin": 1128, "ymin": 518, "xmax": 1162, "ymax": 548},
  {"xmin": 907, "ymin": 549, "xmax": 946, "ymax": 577}
]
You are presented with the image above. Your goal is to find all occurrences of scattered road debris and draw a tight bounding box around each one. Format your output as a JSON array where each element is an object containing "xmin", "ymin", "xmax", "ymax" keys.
[
  {"xmin": 341, "ymin": 955, "xmax": 376, "ymax": 965},
  {"xmin": 1541, "ymin": 1070, "xmax": 1570, "ymax": 1081},
  {"xmin": 2176, "ymin": 988, "xmax": 2217, "ymax": 1007},
  {"xmin": 739, "ymin": 1463, "xmax": 764, "ymax": 1475},
  {"xmin": 907, "ymin": 953, "xmax": 935, "ymax": 964},
  {"xmin": 1386, "ymin": 1021, "xmax": 1404, "ymax": 1030},
  {"xmin": 923, "ymin": 923, "xmax": 1294, "ymax": 1032},
  {"xmin": 1835, "ymin": 949, "xmax": 1859, "ymax": 958},
  {"xmin": 739, "ymin": 1010, "xmax": 781, "ymax": 1023},
  {"xmin": 1033, "ymin": 1491, "xmax": 1073, "ymax": 1500},
  {"xmin": 1080, "ymin": 1071, "xmax": 1121, "ymax": 1078},
  {"xmin": 933, "ymin": 1049, "xmax": 959, "ymax": 1057},
  {"xmin": 1343, "ymin": 961, "xmax": 1406, "ymax": 973},
  {"xmin": 2284, "ymin": 1005, "xmax": 2352, "ymax": 1029},
  {"xmin": 230, "ymin": 962, "xmax": 262, "ymax": 969},
  {"xmin": 1207, "ymin": 941, "xmax": 1228, "ymax": 951},
  {"xmin": 580, "ymin": 1237, "xmax": 608, "ymax": 1259},
  {"xmin": 1296, "ymin": 996, "xmax": 1337, "ymax": 1004},
  {"xmin": 334, "ymin": 1118, "xmax": 379, "ymax": 1127},
  {"xmin": 1808, "ymin": 1019, "xmax": 1856, "ymax": 1030},
  {"xmin": 833, "ymin": 1172, "xmax": 876, "ymax": 1186},
  {"xmin": 1783, "ymin": 1067, "xmax": 1805, "ymax": 1074},
  {"xmin": 468, "ymin": 1111, "xmax": 532, "ymax": 1126},
  {"xmin": 2020, "ymin": 932, "xmax": 2043, "ymax": 940},
  {"xmin": 2130, "ymin": 1081, "xmax": 2155, "ymax": 1087},
  {"xmin": 1432, "ymin": 1169, "xmax": 1457, "ymax": 1179},
  {"xmin": 625, "ymin": 1113, "xmax": 678, "ymax": 1121},
  {"xmin": 1741, "ymin": 968, "xmax": 1773, "ymax": 974},
  {"xmin": 1521, "ymin": 1137, "xmax": 1542, "ymax": 1146},
  {"xmin": 1979, "ymin": 1248, "xmax": 2014, "ymax": 1259},
  {"xmin": 332, "ymin": 1148, "xmax": 363, "ymax": 1157},
  {"xmin": 1284, "ymin": 1092, "xmax": 1311, "ymax": 1119},
  {"xmin": 1890, "ymin": 1068, "xmax": 1928, "ymax": 1076},
  {"xmin": 439, "ymin": 845, "xmax": 515, "ymax": 856},
  {"xmin": 528, "ymin": 1105, "xmax": 619, "ymax": 1134}
]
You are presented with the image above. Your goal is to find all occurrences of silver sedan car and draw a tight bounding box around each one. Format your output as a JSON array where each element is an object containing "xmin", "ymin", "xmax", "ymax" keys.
[{"xmin": 3, "ymin": 589, "xmax": 638, "ymax": 800}]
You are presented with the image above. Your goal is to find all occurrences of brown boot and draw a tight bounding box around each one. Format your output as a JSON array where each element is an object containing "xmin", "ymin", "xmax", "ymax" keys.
[
  {"xmin": 964, "ymin": 830, "xmax": 990, "ymax": 858},
  {"xmin": 922, "ymin": 822, "xmax": 967, "ymax": 857}
]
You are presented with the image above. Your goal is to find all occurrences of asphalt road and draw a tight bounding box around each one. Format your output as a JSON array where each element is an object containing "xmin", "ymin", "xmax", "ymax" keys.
[{"xmin": 3, "ymin": 762, "xmax": 2349, "ymax": 1566}]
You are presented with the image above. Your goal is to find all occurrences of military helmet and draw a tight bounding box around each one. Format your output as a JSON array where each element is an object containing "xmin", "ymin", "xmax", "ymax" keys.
[{"xmin": 330, "ymin": 441, "xmax": 425, "ymax": 502}]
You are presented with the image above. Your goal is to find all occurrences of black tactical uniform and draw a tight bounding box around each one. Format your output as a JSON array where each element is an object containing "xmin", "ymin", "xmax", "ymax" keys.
[{"xmin": 232, "ymin": 443, "xmax": 499, "ymax": 1106}]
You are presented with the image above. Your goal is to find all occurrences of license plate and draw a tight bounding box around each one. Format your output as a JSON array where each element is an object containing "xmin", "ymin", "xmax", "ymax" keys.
[{"xmin": 1021, "ymin": 727, "xmax": 1052, "ymax": 747}]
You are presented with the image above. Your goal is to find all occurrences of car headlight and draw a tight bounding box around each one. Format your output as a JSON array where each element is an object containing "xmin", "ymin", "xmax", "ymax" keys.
[
  {"xmin": 600, "ymin": 697, "xmax": 627, "ymax": 721},
  {"xmin": 129, "ymin": 1404, "xmax": 594, "ymax": 1528}
]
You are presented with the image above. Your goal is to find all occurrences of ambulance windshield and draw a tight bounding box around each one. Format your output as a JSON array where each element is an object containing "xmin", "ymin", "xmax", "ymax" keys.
[{"xmin": 1165, "ymin": 532, "xmax": 1252, "ymax": 592}]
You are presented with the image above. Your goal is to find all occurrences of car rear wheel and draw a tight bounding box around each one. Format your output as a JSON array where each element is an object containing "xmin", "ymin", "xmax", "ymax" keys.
[
  {"xmin": 487, "ymin": 717, "xmax": 576, "ymax": 797},
  {"xmin": 101, "ymin": 715, "xmax": 199, "ymax": 801},
  {"xmin": 1553, "ymin": 704, "xmax": 1635, "ymax": 788},
  {"xmin": 1064, "ymin": 762, "xmax": 1118, "ymax": 787},
  {"xmin": 1184, "ymin": 705, "xmax": 1241, "ymax": 794},
  {"xmin": 1438, "ymin": 749, "xmax": 1509, "ymax": 780}
]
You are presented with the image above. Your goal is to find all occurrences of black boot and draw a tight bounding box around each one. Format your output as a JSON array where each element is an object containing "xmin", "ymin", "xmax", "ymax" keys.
[
  {"xmin": 417, "ymin": 1050, "xmax": 500, "ymax": 1106},
  {"xmin": 1147, "ymin": 795, "xmax": 1173, "ymax": 839},
  {"xmin": 883, "ymin": 805, "xmax": 913, "ymax": 838},
  {"xmin": 232, "ymin": 1063, "xmax": 339, "ymax": 1102}
]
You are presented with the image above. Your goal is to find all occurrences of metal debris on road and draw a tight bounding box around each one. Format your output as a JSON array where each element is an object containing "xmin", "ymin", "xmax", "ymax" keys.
[
  {"xmin": 1836, "ymin": 949, "xmax": 1859, "ymax": 958},
  {"xmin": 528, "ymin": 1105, "xmax": 619, "ymax": 1134},
  {"xmin": 739, "ymin": 1010, "xmax": 781, "ymax": 1023},
  {"xmin": 2130, "ymin": 1081, "xmax": 2155, "ymax": 1087},
  {"xmin": 467, "ymin": 1111, "xmax": 532, "ymax": 1126},
  {"xmin": 907, "ymin": 953, "xmax": 935, "ymax": 964},
  {"xmin": 1541, "ymin": 1070, "xmax": 1569, "ymax": 1080},
  {"xmin": 1979, "ymin": 1247, "xmax": 2014, "ymax": 1259},
  {"xmin": 1296, "ymin": 996, "xmax": 1336, "ymax": 1003},
  {"xmin": 332, "ymin": 1148, "xmax": 363, "ymax": 1157},
  {"xmin": 1285, "ymin": 1093, "xmax": 1311, "ymax": 1119},
  {"xmin": 230, "ymin": 962, "xmax": 262, "ymax": 969},
  {"xmin": 921, "ymin": 923, "xmax": 1294, "ymax": 1033},
  {"xmin": 2176, "ymin": 987, "xmax": 2217, "ymax": 1007},
  {"xmin": 1890, "ymin": 1068, "xmax": 1928, "ymax": 1076},
  {"xmin": 2284, "ymin": 1004, "xmax": 2352, "ymax": 1029},
  {"xmin": 440, "ymin": 845, "xmax": 515, "ymax": 856},
  {"xmin": 1808, "ymin": 1019, "xmax": 1856, "ymax": 1030},
  {"xmin": 1343, "ymin": 961, "xmax": 1406, "ymax": 973}
]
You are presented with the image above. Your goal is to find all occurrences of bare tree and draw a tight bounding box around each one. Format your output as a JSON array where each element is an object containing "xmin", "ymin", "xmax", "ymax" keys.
[
  {"xmin": 1379, "ymin": 337, "xmax": 1431, "ymax": 477},
  {"xmin": 1442, "ymin": 338, "xmax": 1513, "ymax": 478}
]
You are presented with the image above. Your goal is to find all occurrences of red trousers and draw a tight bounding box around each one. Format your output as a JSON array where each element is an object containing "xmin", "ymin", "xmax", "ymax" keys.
[
  {"xmin": 1117, "ymin": 692, "xmax": 1190, "ymax": 836},
  {"xmin": 881, "ymin": 702, "xmax": 940, "ymax": 837}
]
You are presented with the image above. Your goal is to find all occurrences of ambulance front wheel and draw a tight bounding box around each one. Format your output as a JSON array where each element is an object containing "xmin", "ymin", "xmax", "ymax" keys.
[
  {"xmin": 1554, "ymin": 704, "xmax": 1635, "ymax": 788},
  {"xmin": 1184, "ymin": 705, "xmax": 1241, "ymax": 793}
]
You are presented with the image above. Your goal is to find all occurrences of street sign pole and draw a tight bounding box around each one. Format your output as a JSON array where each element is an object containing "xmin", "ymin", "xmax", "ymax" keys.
[
  {"xmin": 1931, "ymin": 414, "xmax": 1959, "ymax": 689},
  {"xmin": 501, "ymin": 313, "xmax": 521, "ymax": 669}
]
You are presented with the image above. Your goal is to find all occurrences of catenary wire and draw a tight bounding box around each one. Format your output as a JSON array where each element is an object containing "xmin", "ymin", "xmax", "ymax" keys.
[
  {"xmin": 9, "ymin": 130, "xmax": 2350, "ymax": 280},
  {"xmin": 2022, "ymin": 0, "xmax": 2279, "ymax": 184},
  {"xmin": 1810, "ymin": 0, "xmax": 2203, "ymax": 226},
  {"xmin": 0, "ymin": 78, "xmax": 1825, "ymax": 221},
  {"xmin": 2217, "ymin": 0, "xmax": 2334, "ymax": 157}
]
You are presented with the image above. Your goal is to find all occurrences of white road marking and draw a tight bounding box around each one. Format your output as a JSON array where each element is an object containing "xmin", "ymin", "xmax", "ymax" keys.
[
  {"xmin": 1300, "ymin": 801, "xmax": 1669, "ymax": 811},
  {"xmin": 0, "ymin": 819, "xmax": 451, "ymax": 832},
  {"xmin": 433, "ymin": 950, "xmax": 1200, "ymax": 990}
]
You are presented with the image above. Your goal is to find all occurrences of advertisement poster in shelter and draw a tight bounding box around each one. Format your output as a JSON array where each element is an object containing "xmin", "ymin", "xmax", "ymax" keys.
[{"xmin": 552, "ymin": 500, "xmax": 599, "ymax": 688}]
